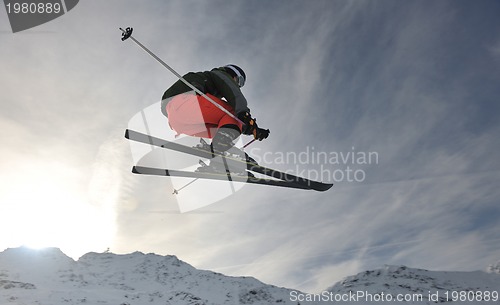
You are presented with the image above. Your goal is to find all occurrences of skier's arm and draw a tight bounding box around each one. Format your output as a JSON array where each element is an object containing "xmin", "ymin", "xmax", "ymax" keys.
[
  {"xmin": 211, "ymin": 70, "xmax": 250, "ymax": 115},
  {"xmin": 210, "ymin": 69, "xmax": 269, "ymax": 140},
  {"xmin": 238, "ymin": 112, "xmax": 270, "ymax": 141}
]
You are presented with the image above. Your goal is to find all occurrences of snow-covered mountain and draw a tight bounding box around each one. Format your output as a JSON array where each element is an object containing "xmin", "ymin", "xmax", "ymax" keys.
[
  {"xmin": 0, "ymin": 247, "xmax": 498, "ymax": 305},
  {"xmin": 327, "ymin": 265, "xmax": 500, "ymax": 304},
  {"xmin": 0, "ymin": 247, "xmax": 304, "ymax": 305}
]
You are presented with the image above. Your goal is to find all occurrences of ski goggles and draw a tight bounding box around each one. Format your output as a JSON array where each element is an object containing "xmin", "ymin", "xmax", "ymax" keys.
[{"xmin": 225, "ymin": 65, "xmax": 245, "ymax": 88}]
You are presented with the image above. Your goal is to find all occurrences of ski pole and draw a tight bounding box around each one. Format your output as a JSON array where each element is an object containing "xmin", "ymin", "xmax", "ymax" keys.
[
  {"xmin": 243, "ymin": 138, "xmax": 257, "ymax": 149},
  {"xmin": 119, "ymin": 27, "xmax": 244, "ymax": 125},
  {"xmin": 171, "ymin": 139, "xmax": 257, "ymax": 195}
]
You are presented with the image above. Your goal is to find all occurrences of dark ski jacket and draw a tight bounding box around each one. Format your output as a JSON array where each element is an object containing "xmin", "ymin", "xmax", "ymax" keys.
[{"xmin": 161, "ymin": 67, "xmax": 250, "ymax": 117}]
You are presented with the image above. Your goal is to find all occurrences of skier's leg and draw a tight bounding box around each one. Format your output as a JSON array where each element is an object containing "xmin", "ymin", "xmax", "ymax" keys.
[
  {"xmin": 194, "ymin": 94, "xmax": 244, "ymax": 153},
  {"xmin": 166, "ymin": 93, "xmax": 218, "ymax": 137},
  {"xmin": 197, "ymin": 94, "xmax": 243, "ymax": 135},
  {"xmin": 197, "ymin": 124, "xmax": 252, "ymax": 175},
  {"xmin": 211, "ymin": 124, "xmax": 241, "ymax": 154}
]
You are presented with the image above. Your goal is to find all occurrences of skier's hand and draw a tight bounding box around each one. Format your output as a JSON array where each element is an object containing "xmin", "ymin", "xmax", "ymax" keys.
[
  {"xmin": 254, "ymin": 127, "xmax": 270, "ymax": 141},
  {"xmin": 238, "ymin": 112, "xmax": 270, "ymax": 140}
]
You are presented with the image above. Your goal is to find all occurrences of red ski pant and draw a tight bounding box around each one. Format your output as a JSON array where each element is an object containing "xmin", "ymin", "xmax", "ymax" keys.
[{"xmin": 165, "ymin": 93, "xmax": 242, "ymax": 138}]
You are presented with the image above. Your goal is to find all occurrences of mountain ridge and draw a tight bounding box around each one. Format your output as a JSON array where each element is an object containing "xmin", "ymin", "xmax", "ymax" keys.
[
  {"xmin": 0, "ymin": 247, "xmax": 498, "ymax": 305},
  {"xmin": 0, "ymin": 247, "xmax": 305, "ymax": 305}
]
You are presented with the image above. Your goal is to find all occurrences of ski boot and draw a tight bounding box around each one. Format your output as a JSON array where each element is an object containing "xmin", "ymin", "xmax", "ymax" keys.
[{"xmin": 195, "ymin": 125, "xmax": 257, "ymax": 177}]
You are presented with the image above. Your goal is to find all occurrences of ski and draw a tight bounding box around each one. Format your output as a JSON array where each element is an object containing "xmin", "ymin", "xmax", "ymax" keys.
[
  {"xmin": 125, "ymin": 129, "xmax": 333, "ymax": 192},
  {"xmin": 132, "ymin": 166, "xmax": 313, "ymax": 190}
]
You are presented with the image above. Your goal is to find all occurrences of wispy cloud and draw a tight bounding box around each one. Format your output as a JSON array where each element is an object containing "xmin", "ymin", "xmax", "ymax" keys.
[{"xmin": 1, "ymin": 0, "xmax": 499, "ymax": 294}]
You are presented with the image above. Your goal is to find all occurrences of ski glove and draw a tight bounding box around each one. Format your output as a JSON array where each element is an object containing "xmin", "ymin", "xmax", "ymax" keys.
[
  {"xmin": 238, "ymin": 112, "xmax": 270, "ymax": 141},
  {"xmin": 254, "ymin": 127, "xmax": 270, "ymax": 141}
]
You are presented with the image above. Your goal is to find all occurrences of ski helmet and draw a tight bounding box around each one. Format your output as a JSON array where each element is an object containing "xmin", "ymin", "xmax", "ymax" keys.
[{"xmin": 224, "ymin": 64, "xmax": 246, "ymax": 87}]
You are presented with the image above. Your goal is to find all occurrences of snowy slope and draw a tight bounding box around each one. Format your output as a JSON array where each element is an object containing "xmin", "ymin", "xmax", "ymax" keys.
[
  {"xmin": 327, "ymin": 265, "xmax": 500, "ymax": 304},
  {"xmin": 0, "ymin": 247, "xmax": 316, "ymax": 305},
  {"xmin": 0, "ymin": 247, "xmax": 498, "ymax": 305}
]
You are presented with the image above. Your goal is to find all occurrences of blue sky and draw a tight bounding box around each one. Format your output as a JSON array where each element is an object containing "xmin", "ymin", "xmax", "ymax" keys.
[{"xmin": 1, "ymin": 0, "xmax": 500, "ymax": 293}]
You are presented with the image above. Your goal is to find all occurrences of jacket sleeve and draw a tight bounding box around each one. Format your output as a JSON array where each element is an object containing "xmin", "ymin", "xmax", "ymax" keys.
[{"xmin": 210, "ymin": 70, "xmax": 250, "ymax": 115}]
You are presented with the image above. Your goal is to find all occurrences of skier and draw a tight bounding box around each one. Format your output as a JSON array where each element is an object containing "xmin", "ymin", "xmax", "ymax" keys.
[
  {"xmin": 160, "ymin": 65, "xmax": 269, "ymax": 172},
  {"xmin": 120, "ymin": 28, "xmax": 332, "ymax": 191}
]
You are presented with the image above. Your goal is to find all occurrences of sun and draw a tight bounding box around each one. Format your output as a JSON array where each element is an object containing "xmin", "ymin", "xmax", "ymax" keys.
[{"xmin": 0, "ymin": 160, "xmax": 116, "ymax": 259}]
